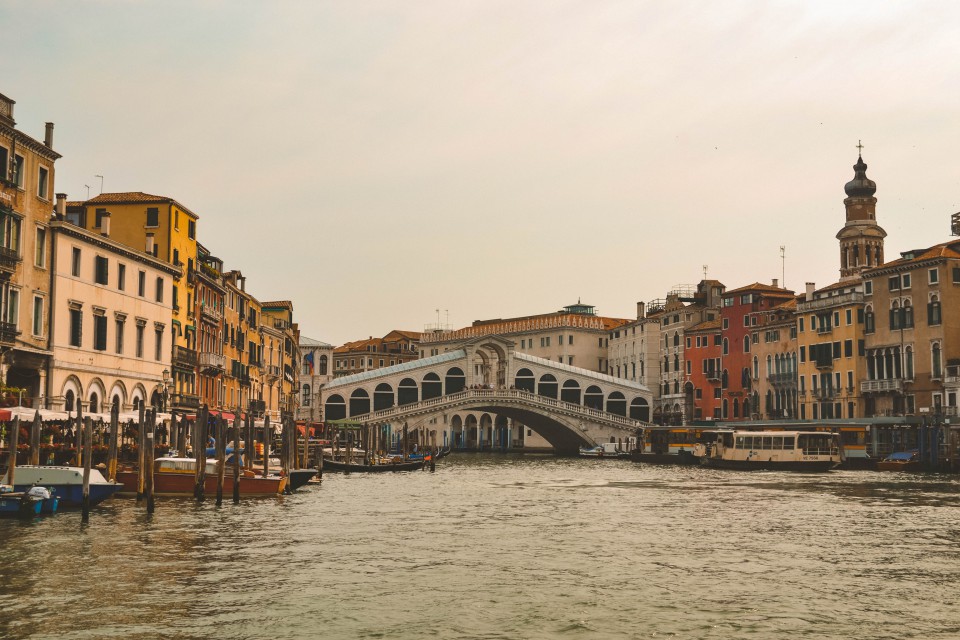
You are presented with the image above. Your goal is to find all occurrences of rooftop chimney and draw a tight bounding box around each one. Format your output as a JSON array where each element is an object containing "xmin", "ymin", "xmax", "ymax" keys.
[
  {"xmin": 772, "ymin": 278, "xmax": 779, "ymax": 288},
  {"xmin": 100, "ymin": 210, "xmax": 111, "ymax": 237},
  {"xmin": 55, "ymin": 193, "xmax": 66, "ymax": 218},
  {"xmin": 637, "ymin": 301, "xmax": 645, "ymax": 319},
  {"xmin": 44, "ymin": 122, "xmax": 54, "ymax": 148},
  {"xmin": 146, "ymin": 233, "xmax": 155, "ymax": 255},
  {"xmin": 805, "ymin": 282, "xmax": 815, "ymax": 302}
]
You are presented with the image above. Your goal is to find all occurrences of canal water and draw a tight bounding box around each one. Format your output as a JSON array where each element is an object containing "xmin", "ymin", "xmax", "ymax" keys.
[{"xmin": 2, "ymin": 455, "xmax": 959, "ymax": 639}]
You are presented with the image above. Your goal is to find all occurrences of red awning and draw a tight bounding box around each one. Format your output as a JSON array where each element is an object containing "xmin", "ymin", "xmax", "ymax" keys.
[{"xmin": 0, "ymin": 409, "xmax": 10, "ymax": 421}]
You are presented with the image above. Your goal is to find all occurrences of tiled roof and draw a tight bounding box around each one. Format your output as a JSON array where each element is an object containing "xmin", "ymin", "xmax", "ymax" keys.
[
  {"xmin": 723, "ymin": 282, "xmax": 795, "ymax": 297},
  {"xmin": 388, "ymin": 330, "xmax": 423, "ymax": 340},
  {"xmin": 299, "ymin": 336, "xmax": 332, "ymax": 348},
  {"xmin": 689, "ymin": 319, "xmax": 722, "ymax": 331},
  {"xmin": 83, "ymin": 192, "xmax": 199, "ymax": 219},
  {"xmin": 875, "ymin": 241, "xmax": 960, "ymax": 269}
]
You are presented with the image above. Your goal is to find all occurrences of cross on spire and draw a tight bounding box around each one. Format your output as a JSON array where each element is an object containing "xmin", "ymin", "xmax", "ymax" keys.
[{"xmin": 856, "ymin": 140, "xmax": 864, "ymax": 156}]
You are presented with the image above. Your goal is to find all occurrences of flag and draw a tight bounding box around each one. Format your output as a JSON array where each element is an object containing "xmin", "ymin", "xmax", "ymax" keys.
[{"xmin": 304, "ymin": 351, "xmax": 314, "ymax": 375}]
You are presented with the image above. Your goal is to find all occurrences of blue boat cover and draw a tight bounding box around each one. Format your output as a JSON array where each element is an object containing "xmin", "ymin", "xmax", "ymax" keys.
[{"xmin": 885, "ymin": 450, "xmax": 917, "ymax": 461}]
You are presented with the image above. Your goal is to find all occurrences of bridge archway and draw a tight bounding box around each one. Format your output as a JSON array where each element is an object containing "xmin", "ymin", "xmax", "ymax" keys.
[
  {"xmin": 465, "ymin": 414, "xmax": 478, "ymax": 448},
  {"xmin": 630, "ymin": 397, "xmax": 650, "ymax": 422},
  {"xmin": 398, "ymin": 378, "xmax": 418, "ymax": 406},
  {"xmin": 607, "ymin": 391, "xmax": 626, "ymax": 416},
  {"xmin": 374, "ymin": 383, "xmax": 394, "ymax": 411},
  {"xmin": 349, "ymin": 389, "xmax": 370, "ymax": 417},
  {"xmin": 325, "ymin": 394, "xmax": 346, "ymax": 421},
  {"xmin": 445, "ymin": 367, "xmax": 466, "ymax": 394},
  {"xmin": 584, "ymin": 385, "xmax": 603, "ymax": 410},
  {"xmin": 515, "ymin": 368, "xmax": 535, "ymax": 392},
  {"xmin": 451, "ymin": 414, "xmax": 463, "ymax": 447},
  {"xmin": 423, "ymin": 373, "xmax": 442, "ymax": 400},
  {"xmin": 561, "ymin": 379, "xmax": 581, "ymax": 404},
  {"xmin": 480, "ymin": 413, "xmax": 493, "ymax": 448},
  {"xmin": 538, "ymin": 374, "xmax": 558, "ymax": 399}
]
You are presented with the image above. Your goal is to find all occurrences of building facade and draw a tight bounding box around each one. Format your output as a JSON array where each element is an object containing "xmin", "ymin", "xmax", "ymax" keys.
[
  {"xmin": 47, "ymin": 215, "xmax": 177, "ymax": 413},
  {"xmin": 298, "ymin": 336, "xmax": 334, "ymax": 424},
  {"xmin": 0, "ymin": 93, "xmax": 60, "ymax": 404},
  {"xmin": 336, "ymin": 330, "xmax": 422, "ymax": 377}
]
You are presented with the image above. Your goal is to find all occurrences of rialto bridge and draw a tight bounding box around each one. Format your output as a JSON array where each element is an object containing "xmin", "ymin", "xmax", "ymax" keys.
[{"xmin": 320, "ymin": 335, "xmax": 652, "ymax": 454}]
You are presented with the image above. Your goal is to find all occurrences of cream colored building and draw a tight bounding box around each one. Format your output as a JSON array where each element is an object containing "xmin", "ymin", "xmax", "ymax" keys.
[
  {"xmin": 298, "ymin": 336, "xmax": 333, "ymax": 424},
  {"xmin": 47, "ymin": 214, "xmax": 178, "ymax": 413}
]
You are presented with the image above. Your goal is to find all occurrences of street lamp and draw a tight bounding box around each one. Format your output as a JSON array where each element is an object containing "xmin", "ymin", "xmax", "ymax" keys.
[{"xmin": 161, "ymin": 368, "xmax": 171, "ymax": 412}]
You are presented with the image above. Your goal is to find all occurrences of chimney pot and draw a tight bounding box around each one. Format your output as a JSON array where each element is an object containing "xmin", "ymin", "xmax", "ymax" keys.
[
  {"xmin": 44, "ymin": 122, "xmax": 54, "ymax": 148},
  {"xmin": 637, "ymin": 301, "xmax": 645, "ymax": 319},
  {"xmin": 100, "ymin": 211, "xmax": 111, "ymax": 237},
  {"xmin": 146, "ymin": 233, "xmax": 155, "ymax": 255},
  {"xmin": 805, "ymin": 282, "xmax": 815, "ymax": 302},
  {"xmin": 55, "ymin": 193, "xmax": 66, "ymax": 217},
  {"xmin": 772, "ymin": 278, "xmax": 779, "ymax": 288}
]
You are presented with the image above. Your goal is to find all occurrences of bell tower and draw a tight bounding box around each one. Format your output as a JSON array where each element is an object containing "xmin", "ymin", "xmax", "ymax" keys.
[{"xmin": 836, "ymin": 143, "xmax": 887, "ymax": 281}]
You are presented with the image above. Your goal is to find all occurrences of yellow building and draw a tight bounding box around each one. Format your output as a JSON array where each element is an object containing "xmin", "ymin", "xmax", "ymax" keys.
[
  {"xmin": 71, "ymin": 192, "xmax": 199, "ymax": 412},
  {"xmin": 260, "ymin": 301, "xmax": 298, "ymax": 422},
  {"xmin": 796, "ymin": 281, "xmax": 867, "ymax": 420}
]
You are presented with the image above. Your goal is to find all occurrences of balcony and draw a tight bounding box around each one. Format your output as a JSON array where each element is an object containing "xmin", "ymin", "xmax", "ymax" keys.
[
  {"xmin": 861, "ymin": 378, "xmax": 904, "ymax": 394},
  {"xmin": 0, "ymin": 246, "xmax": 20, "ymax": 273},
  {"xmin": 199, "ymin": 352, "xmax": 226, "ymax": 374},
  {"xmin": 814, "ymin": 358, "xmax": 834, "ymax": 370},
  {"xmin": 200, "ymin": 303, "xmax": 222, "ymax": 323},
  {"xmin": 0, "ymin": 321, "xmax": 19, "ymax": 344},
  {"xmin": 171, "ymin": 393, "xmax": 200, "ymax": 410},
  {"xmin": 767, "ymin": 372, "xmax": 796, "ymax": 387},
  {"xmin": 239, "ymin": 372, "xmax": 251, "ymax": 387},
  {"xmin": 797, "ymin": 290, "xmax": 864, "ymax": 312},
  {"xmin": 812, "ymin": 387, "xmax": 838, "ymax": 400},
  {"xmin": 705, "ymin": 370, "xmax": 721, "ymax": 382},
  {"xmin": 266, "ymin": 365, "xmax": 281, "ymax": 381},
  {"xmin": 173, "ymin": 345, "xmax": 198, "ymax": 368},
  {"xmin": 249, "ymin": 399, "xmax": 266, "ymax": 415}
]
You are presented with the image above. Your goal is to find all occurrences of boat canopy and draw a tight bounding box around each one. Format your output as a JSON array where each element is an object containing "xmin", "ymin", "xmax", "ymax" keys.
[{"xmin": 885, "ymin": 450, "xmax": 918, "ymax": 461}]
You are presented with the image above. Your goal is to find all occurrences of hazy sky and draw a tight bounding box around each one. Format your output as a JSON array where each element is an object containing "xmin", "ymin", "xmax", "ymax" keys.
[{"xmin": 6, "ymin": 1, "xmax": 959, "ymax": 345}]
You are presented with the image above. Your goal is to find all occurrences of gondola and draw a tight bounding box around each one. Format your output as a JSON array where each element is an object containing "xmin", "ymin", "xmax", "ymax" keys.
[{"xmin": 322, "ymin": 457, "xmax": 425, "ymax": 473}]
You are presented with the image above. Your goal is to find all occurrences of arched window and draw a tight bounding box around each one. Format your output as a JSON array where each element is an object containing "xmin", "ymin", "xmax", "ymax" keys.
[
  {"xmin": 65, "ymin": 390, "xmax": 75, "ymax": 412},
  {"xmin": 663, "ymin": 356, "xmax": 669, "ymax": 373},
  {"xmin": 673, "ymin": 332, "xmax": 680, "ymax": 347},
  {"xmin": 673, "ymin": 354, "xmax": 679, "ymax": 371},
  {"xmin": 864, "ymin": 304, "xmax": 875, "ymax": 334},
  {"xmin": 766, "ymin": 355, "xmax": 772, "ymax": 376},
  {"xmin": 905, "ymin": 346, "xmax": 914, "ymax": 380},
  {"xmin": 721, "ymin": 370, "xmax": 728, "ymax": 389},
  {"xmin": 753, "ymin": 356, "xmax": 759, "ymax": 380},
  {"xmin": 903, "ymin": 300, "xmax": 914, "ymax": 328},
  {"xmin": 743, "ymin": 336, "xmax": 750, "ymax": 353},
  {"xmin": 90, "ymin": 393, "xmax": 100, "ymax": 414},
  {"xmin": 302, "ymin": 383, "xmax": 311, "ymax": 405},
  {"xmin": 663, "ymin": 381, "xmax": 670, "ymax": 396},
  {"xmin": 722, "ymin": 338, "xmax": 729, "ymax": 355},
  {"xmin": 733, "ymin": 398, "xmax": 739, "ymax": 418},
  {"xmin": 933, "ymin": 343, "xmax": 943, "ymax": 379},
  {"xmin": 928, "ymin": 295, "xmax": 942, "ymax": 326},
  {"xmin": 319, "ymin": 355, "xmax": 328, "ymax": 375},
  {"xmin": 673, "ymin": 380, "xmax": 679, "ymax": 394}
]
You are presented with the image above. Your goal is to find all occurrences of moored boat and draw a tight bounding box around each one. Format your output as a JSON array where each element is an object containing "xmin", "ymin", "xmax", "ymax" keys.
[
  {"xmin": 875, "ymin": 449, "xmax": 920, "ymax": 472},
  {"xmin": 116, "ymin": 457, "xmax": 287, "ymax": 497},
  {"xmin": 11, "ymin": 466, "xmax": 122, "ymax": 508},
  {"xmin": 322, "ymin": 457, "xmax": 425, "ymax": 473},
  {"xmin": 0, "ymin": 485, "xmax": 58, "ymax": 516},
  {"xmin": 579, "ymin": 442, "xmax": 630, "ymax": 459},
  {"xmin": 693, "ymin": 430, "xmax": 841, "ymax": 472}
]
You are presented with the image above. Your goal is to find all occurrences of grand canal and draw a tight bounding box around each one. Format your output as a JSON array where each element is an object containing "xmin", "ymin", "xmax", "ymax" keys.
[{"xmin": 2, "ymin": 455, "xmax": 959, "ymax": 639}]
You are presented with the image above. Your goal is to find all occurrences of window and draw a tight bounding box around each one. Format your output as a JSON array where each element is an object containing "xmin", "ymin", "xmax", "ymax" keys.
[
  {"xmin": 188, "ymin": 220, "xmax": 196, "ymax": 239},
  {"xmin": 722, "ymin": 318, "xmax": 729, "ymax": 330},
  {"xmin": 138, "ymin": 271, "xmax": 146, "ymax": 296},
  {"xmin": 155, "ymin": 327, "xmax": 163, "ymax": 360},
  {"xmin": 844, "ymin": 340, "xmax": 853, "ymax": 358},
  {"xmin": 953, "ymin": 267, "xmax": 960, "ymax": 284},
  {"xmin": 928, "ymin": 296, "xmax": 942, "ymax": 326},
  {"xmin": 864, "ymin": 281, "xmax": 873, "ymax": 295},
  {"xmin": 115, "ymin": 317, "xmax": 125, "ymax": 354},
  {"xmin": 71, "ymin": 247, "xmax": 81, "ymax": 277},
  {"xmin": 902, "ymin": 273, "xmax": 911, "ymax": 289},
  {"xmin": 136, "ymin": 323, "xmax": 145, "ymax": 358},
  {"xmin": 929, "ymin": 268, "xmax": 939, "ymax": 285},
  {"xmin": 5, "ymin": 288, "xmax": 17, "ymax": 328},
  {"xmin": 69, "ymin": 307, "xmax": 82, "ymax": 347},
  {"xmin": 31, "ymin": 296, "xmax": 42, "ymax": 336},
  {"xmin": 864, "ymin": 308, "xmax": 875, "ymax": 334},
  {"xmin": 888, "ymin": 276, "xmax": 900, "ymax": 292},
  {"xmin": 568, "ymin": 335, "xmax": 573, "ymax": 345},
  {"xmin": 34, "ymin": 227, "xmax": 45, "ymax": 267},
  {"xmin": 932, "ymin": 343, "xmax": 943, "ymax": 379},
  {"xmin": 558, "ymin": 334, "xmax": 564, "ymax": 346},
  {"xmin": 93, "ymin": 313, "xmax": 107, "ymax": 351},
  {"xmin": 846, "ymin": 309, "xmax": 852, "ymax": 325},
  {"xmin": 117, "ymin": 264, "xmax": 126, "ymax": 291},
  {"xmin": 13, "ymin": 154, "xmax": 23, "ymax": 188},
  {"xmin": 37, "ymin": 167, "xmax": 49, "ymax": 199},
  {"xmin": 146, "ymin": 207, "xmax": 159, "ymax": 227},
  {"xmin": 94, "ymin": 256, "xmax": 109, "ymax": 285},
  {"xmin": 798, "ymin": 317, "xmax": 804, "ymax": 332},
  {"xmin": 173, "ymin": 248, "xmax": 180, "ymax": 265}
]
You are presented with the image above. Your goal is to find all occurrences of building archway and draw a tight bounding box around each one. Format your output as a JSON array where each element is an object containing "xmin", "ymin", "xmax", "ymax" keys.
[
  {"xmin": 629, "ymin": 397, "xmax": 650, "ymax": 422},
  {"xmin": 584, "ymin": 385, "xmax": 603, "ymax": 410},
  {"xmin": 607, "ymin": 391, "xmax": 626, "ymax": 416},
  {"xmin": 514, "ymin": 368, "xmax": 535, "ymax": 392},
  {"xmin": 325, "ymin": 394, "xmax": 346, "ymax": 421},
  {"xmin": 561, "ymin": 379, "xmax": 581, "ymax": 404},
  {"xmin": 538, "ymin": 374, "xmax": 558, "ymax": 399},
  {"xmin": 374, "ymin": 383, "xmax": 394, "ymax": 411},
  {"xmin": 445, "ymin": 367, "xmax": 466, "ymax": 394},
  {"xmin": 398, "ymin": 378, "xmax": 418, "ymax": 406},
  {"xmin": 422, "ymin": 373, "xmax": 442, "ymax": 400},
  {"xmin": 349, "ymin": 388, "xmax": 370, "ymax": 416}
]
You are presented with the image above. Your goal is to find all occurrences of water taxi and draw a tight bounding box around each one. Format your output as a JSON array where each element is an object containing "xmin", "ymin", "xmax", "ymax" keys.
[
  {"xmin": 10, "ymin": 466, "xmax": 123, "ymax": 508},
  {"xmin": 875, "ymin": 449, "xmax": 920, "ymax": 472},
  {"xmin": 578, "ymin": 442, "xmax": 630, "ymax": 459},
  {"xmin": 116, "ymin": 457, "xmax": 287, "ymax": 496},
  {"xmin": 692, "ymin": 430, "xmax": 841, "ymax": 472}
]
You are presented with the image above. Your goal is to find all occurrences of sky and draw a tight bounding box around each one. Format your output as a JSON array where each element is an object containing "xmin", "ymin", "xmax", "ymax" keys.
[{"xmin": 5, "ymin": 1, "xmax": 960, "ymax": 345}]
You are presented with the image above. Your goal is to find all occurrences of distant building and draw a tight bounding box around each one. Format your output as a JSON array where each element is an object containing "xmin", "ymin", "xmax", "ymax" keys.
[
  {"xmin": 749, "ymin": 297, "xmax": 798, "ymax": 420},
  {"xmin": 334, "ymin": 330, "xmax": 421, "ymax": 378},
  {"xmin": 685, "ymin": 318, "xmax": 722, "ymax": 421},
  {"xmin": 261, "ymin": 301, "xmax": 299, "ymax": 421},
  {"xmin": 298, "ymin": 336, "xmax": 333, "ymax": 424}
]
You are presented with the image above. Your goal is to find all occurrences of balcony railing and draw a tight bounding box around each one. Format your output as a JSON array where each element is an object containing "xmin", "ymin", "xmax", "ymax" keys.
[
  {"xmin": 705, "ymin": 370, "xmax": 721, "ymax": 382},
  {"xmin": 201, "ymin": 304, "xmax": 222, "ymax": 323},
  {"xmin": 812, "ymin": 387, "xmax": 838, "ymax": 400},
  {"xmin": 0, "ymin": 320, "xmax": 19, "ymax": 344},
  {"xmin": 797, "ymin": 291, "xmax": 864, "ymax": 312},
  {"xmin": 266, "ymin": 365, "xmax": 281, "ymax": 380},
  {"xmin": 861, "ymin": 378, "xmax": 904, "ymax": 394},
  {"xmin": 173, "ymin": 345, "xmax": 198, "ymax": 368},
  {"xmin": 767, "ymin": 372, "xmax": 796, "ymax": 387},
  {"xmin": 199, "ymin": 352, "xmax": 226, "ymax": 373},
  {"xmin": 171, "ymin": 393, "xmax": 200, "ymax": 410},
  {"xmin": 0, "ymin": 246, "xmax": 21, "ymax": 272}
]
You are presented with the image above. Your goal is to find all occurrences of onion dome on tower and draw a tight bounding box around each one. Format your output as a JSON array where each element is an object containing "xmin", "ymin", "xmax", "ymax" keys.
[{"xmin": 836, "ymin": 143, "xmax": 886, "ymax": 281}]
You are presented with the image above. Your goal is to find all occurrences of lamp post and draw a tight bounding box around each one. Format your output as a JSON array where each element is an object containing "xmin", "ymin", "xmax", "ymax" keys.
[{"xmin": 161, "ymin": 368, "xmax": 171, "ymax": 412}]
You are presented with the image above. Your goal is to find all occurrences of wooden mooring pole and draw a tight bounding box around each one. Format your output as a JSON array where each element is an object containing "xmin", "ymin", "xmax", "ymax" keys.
[
  {"xmin": 5, "ymin": 415, "xmax": 19, "ymax": 487},
  {"xmin": 107, "ymin": 402, "xmax": 120, "ymax": 483},
  {"xmin": 145, "ymin": 410, "xmax": 156, "ymax": 514},
  {"xmin": 281, "ymin": 418, "xmax": 291, "ymax": 493},
  {"xmin": 29, "ymin": 411, "xmax": 41, "ymax": 466},
  {"xmin": 216, "ymin": 416, "xmax": 226, "ymax": 506},
  {"xmin": 232, "ymin": 413, "xmax": 241, "ymax": 504},
  {"xmin": 195, "ymin": 405, "xmax": 208, "ymax": 502},
  {"xmin": 82, "ymin": 416, "xmax": 93, "ymax": 521},
  {"xmin": 137, "ymin": 403, "xmax": 146, "ymax": 501}
]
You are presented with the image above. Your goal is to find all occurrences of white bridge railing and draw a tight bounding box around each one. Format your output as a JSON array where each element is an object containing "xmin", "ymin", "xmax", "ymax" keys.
[{"xmin": 347, "ymin": 388, "xmax": 645, "ymax": 432}]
